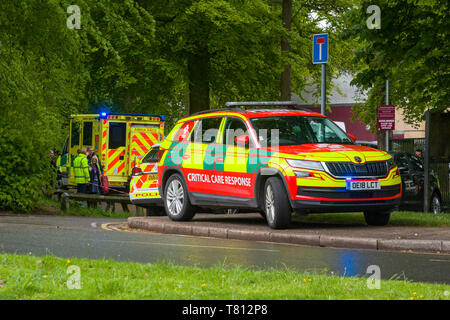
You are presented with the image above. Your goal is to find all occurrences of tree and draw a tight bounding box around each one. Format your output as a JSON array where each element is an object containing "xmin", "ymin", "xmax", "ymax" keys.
[
  {"xmin": 343, "ymin": 0, "xmax": 449, "ymax": 129},
  {"xmin": 281, "ymin": 0, "xmax": 293, "ymax": 101}
]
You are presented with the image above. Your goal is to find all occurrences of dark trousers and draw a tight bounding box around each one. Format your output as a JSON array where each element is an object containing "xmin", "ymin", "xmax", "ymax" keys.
[{"xmin": 77, "ymin": 184, "xmax": 87, "ymax": 194}]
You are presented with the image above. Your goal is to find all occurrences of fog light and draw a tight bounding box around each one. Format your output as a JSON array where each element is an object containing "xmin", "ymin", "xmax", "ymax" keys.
[{"xmin": 294, "ymin": 171, "xmax": 311, "ymax": 178}]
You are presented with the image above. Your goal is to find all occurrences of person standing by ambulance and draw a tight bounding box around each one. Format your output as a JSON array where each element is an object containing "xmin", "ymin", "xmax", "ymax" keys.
[{"xmin": 73, "ymin": 148, "xmax": 90, "ymax": 193}]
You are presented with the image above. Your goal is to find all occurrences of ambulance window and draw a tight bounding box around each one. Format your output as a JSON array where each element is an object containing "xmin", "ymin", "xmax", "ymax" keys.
[
  {"xmin": 83, "ymin": 122, "xmax": 93, "ymax": 146},
  {"xmin": 192, "ymin": 117, "xmax": 222, "ymax": 144},
  {"xmin": 109, "ymin": 122, "xmax": 126, "ymax": 149},
  {"xmin": 223, "ymin": 117, "xmax": 249, "ymax": 146},
  {"xmin": 71, "ymin": 122, "xmax": 80, "ymax": 147}
]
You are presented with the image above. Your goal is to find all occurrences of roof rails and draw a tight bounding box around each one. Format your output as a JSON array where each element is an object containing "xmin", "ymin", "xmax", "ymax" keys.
[
  {"xmin": 225, "ymin": 101, "xmax": 312, "ymax": 112},
  {"xmin": 190, "ymin": 108, "xmax": 244, "ymax": 116},
  {"xmin": 189, "ymin": 101, "xmax": 313, "ymax": 117}
]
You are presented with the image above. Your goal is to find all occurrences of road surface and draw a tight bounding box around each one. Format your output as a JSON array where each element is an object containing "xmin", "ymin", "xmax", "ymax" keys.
[{"xmin": 0, "ymin": 214, "xmax": 449, "ymax": 284}]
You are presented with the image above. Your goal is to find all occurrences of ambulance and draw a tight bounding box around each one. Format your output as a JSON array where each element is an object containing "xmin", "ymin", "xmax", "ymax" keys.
[
  {"xmin": 157, "ymin": 102, "xmax": 402, "ymax": 229},
  {"xmin": 56, "ymin": 112, "xmax": 164, "ymax": 192}
]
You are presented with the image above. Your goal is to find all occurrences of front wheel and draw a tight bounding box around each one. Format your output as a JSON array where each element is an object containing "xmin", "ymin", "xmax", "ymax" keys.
[
  {"xmin": 264, "ymin": 177, "xmax": 292, "ymax": 229},
  {"xmin": 163, "ymin": 174, "xmax": 196, "ymax": 221},
  {"xmin": 363, "ymin": 210, "xmax": 391, "ymax": 226},
  {"xmin": 430, "ymin": 193, "xmax": 442, "ymax": 214}
]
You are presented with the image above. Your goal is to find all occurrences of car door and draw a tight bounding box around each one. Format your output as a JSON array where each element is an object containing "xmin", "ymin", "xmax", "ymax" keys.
[
  {"xmin": 218, "ymin": 116, "xmax": 253, "ymax": 198},
  {"xmin": 184, "ymin": 117, "xmax": 224, "ymax": 194},
  {"xmin": 408, "ymin": 154, "xmax": 425, "ymax": 204},
  {"xmin": 394, "ymin": 153, "xmax": 415, "ymax": 204}
]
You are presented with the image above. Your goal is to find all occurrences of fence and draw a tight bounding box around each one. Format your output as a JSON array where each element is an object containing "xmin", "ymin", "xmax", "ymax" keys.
[{"xmin": 390, "ymin": 138, "xmax": 450, "ymax": 206}]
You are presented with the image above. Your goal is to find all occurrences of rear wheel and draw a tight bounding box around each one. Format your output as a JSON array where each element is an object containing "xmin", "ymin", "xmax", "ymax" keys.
[
  {"xmin": 363, "ymin": 210, "xmax": 391, "ymax": 226},
  {"xmin": 430, "ymin": 193, "xmax": 442, "ymax": 214},
  {"xmin": 264, "ymin": 177, "xmax": 291, "ymax": 229},
  {"xmin": 164, "ymin": 174, "xmax": 196, "ymax": 221}
]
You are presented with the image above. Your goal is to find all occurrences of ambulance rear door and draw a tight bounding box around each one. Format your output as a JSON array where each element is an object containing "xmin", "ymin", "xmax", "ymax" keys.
[{"xmin": 128, "ymin": 124, "xmax": 161, "ymax": 175}]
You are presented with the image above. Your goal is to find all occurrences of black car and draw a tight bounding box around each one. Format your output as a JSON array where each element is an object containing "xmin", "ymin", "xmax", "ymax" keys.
[{"xmin": 391, "ymin": 152, "xmax": 442, "ymax": 213}]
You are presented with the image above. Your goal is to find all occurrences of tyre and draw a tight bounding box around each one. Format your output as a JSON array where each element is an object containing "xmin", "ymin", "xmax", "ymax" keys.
[
  {"xmin": 145, "ymin": 206, "xmax": 166, "ymax": 216},
  {"xmin": 430, "ymin": 193, "xmax": 442, "ymax": 214},
  {"xmin": 163, "ymin": 173, "xmax": 196, "ymax": 221},
  {"xmin": 264, "ymin": 177, "xmax": 292, "ymax": 229},
  {"xmin": 363, "ymin": 210, "xmax": 391, "ymax": 226}
]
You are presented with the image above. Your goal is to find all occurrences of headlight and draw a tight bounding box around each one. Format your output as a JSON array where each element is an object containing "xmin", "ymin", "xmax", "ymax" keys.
[{"xmin": 286, "ymin": 159, "xmax": 324, "ymax": 171}]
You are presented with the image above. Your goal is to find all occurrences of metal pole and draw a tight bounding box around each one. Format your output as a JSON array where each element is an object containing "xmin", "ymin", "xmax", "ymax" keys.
[
  {"xmin": 385, "ymin": 80, "xmax": 389, "ymax": 152},
  {"xmin": 424, "ymin": 109, "xmax": 430, "ymax": 213},
  {"xmin": 321, "ymin": 64, "xmax": 326, "ymax": 115}
]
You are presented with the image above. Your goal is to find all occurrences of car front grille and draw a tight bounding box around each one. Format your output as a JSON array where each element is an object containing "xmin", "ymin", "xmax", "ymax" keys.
[{"xmin": 324, "ymin": 161, "xmax": 388, "ymax": 178}]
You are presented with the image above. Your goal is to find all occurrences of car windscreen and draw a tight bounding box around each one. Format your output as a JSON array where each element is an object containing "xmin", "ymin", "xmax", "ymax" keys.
[{"xmin": 249, "ymin": 116, "xmax": 353, "ymax": 147}]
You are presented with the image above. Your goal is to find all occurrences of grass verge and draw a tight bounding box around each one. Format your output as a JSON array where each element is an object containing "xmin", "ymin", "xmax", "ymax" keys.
[
  {"xmin": 295, "ymin": 211, "xmax": 450, "ymax": 227},
  {"xmin": 35, "ymin": 197, "xmax": 131, "ymax": 219},
  {"xmin": 0, "ymin": 254, "xmax": 449, "ymax": 300}
]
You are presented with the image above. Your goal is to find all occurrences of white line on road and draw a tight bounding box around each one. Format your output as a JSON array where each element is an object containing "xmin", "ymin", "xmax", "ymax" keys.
[{"xmin": 92, "ymin": 238, "xmax": 280, "ymax": 253}]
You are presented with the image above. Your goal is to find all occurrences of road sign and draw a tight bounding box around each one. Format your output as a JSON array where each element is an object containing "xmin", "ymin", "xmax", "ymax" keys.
[
  {"xmin": 377, "ymin": 105, "xmax": 395, "ymax": 130},
  {"xmin": 313, "ymin": 34, "xmax": 328, "ymax": 64}
]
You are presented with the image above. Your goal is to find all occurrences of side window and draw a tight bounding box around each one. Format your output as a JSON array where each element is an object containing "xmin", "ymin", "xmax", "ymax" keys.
[
  {"xmin": 71, "ymin": 121, "xmax": 80, "ymax": 147},
  {"xmin": 192, "ymin": 117, "xmax": 222, "ymax": 144},
  {"xmin": 109, "ymin": 122, "xmax": 126, "ymax": 149},
  {"xmin": 142, "ymin": 147, "xmax": 160, "ymax": 163},
  {"xmin": 82, "ymin": 122, "xmax": 93, "ymax": 146},
  {"xmin": 223, "ymin": 117, "xmax": 249, "ymax": 146}
]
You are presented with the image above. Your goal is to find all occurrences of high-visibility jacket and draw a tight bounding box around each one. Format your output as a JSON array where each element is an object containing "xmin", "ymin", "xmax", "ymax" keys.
[{"xmin": 73, "ymin": 154, "xmax": 90, "ymax": 184}]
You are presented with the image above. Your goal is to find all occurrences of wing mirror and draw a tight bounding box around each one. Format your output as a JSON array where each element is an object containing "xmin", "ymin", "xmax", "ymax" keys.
[{"xmin": 347, "ymin": 133, "xmax": 356, "ymax": 142}]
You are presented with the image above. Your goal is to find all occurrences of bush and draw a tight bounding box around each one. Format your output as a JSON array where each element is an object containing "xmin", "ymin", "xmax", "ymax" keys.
[{"xmin": 0, "ymin": 127, "xmax": 55, "ymax": 212}]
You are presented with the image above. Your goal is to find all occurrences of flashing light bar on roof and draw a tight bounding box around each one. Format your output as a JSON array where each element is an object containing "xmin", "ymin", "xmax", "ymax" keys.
[{"xmin": 225, "ymin": 101, "xmax": 301, "ymax": 107}]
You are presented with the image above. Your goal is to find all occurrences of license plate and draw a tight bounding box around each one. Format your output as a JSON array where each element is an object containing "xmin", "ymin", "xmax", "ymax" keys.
[
  {"xmin": 347, "ymin": 180, "xmax": 381, "ymax": 191},
  {"xmin": 146, "ymin": 174, "xmax": 158, "ymax": 180}
]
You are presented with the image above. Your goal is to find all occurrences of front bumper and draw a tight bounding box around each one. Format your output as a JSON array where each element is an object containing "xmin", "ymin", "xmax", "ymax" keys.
[{"xmin": 291, "ymin": 184, "xmax": 402, "ymax": 213}]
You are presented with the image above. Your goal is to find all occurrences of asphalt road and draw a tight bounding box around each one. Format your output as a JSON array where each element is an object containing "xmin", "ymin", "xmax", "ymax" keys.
[{"xmin": 0, "ymin": 214, "xmax": 449, "ymax": 285}]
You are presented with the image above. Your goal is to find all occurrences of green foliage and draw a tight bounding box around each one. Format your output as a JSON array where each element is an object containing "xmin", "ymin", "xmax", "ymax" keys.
[
  {"xmin": 343, "ymin": 0, "xmax": 449, "ymax": 127},
  {"xmin": 0, "ymin": 0, "xmax": 356, "ymax": 211}
]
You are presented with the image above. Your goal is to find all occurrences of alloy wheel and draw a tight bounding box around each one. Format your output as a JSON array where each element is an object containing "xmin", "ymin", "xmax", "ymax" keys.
[
  {"xmin": 265, "ymin": 184, "xmax": 275, "ymax": 222},
  {"xmin": 166, "ymin": 179, "xmax": 184, "ymax": 216}
]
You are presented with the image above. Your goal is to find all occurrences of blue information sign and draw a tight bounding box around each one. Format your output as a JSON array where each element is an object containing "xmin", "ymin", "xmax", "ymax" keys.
[{"xmin": 312, "ymin": 34, "xmax": 328, "ymax": 64}]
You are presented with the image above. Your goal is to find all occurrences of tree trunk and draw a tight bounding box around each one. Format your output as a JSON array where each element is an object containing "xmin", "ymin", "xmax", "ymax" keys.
[
  {"xmin": 188, "ymin": 51, "xmax": 210, "ymax": 115},
  {"xmin": 281, "ymin": 0, "xmax": 292, "ymax": 101}
]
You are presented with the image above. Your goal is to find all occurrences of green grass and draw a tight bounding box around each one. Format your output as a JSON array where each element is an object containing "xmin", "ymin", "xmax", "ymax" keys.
[
  {"xmin": 0, "ymin": 254, "xmax": 449, "ymax": 300},
  {"xmin": 35, "ymin": 197, "xmax": 131, "ymax": 219},
  {"xmin": 295, "ymin": 211, "xmax": 450, "ymax": 227}
]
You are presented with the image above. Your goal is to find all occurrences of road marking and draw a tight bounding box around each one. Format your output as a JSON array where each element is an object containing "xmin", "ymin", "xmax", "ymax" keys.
[
  {"xmin": 93, "ymin": 238, "xmax": 279, "ymax": 253},
  {"xmin": 429, "ymin": 259, "xmax": 450, "ymax": 263}
]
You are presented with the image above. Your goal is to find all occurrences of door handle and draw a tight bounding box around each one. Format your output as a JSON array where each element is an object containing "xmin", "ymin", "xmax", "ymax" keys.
[
  {"xmin": 216, "ymin": 157, "xmax": 224, "ymax": 163},
  {"xmin": 119, "ymin": 156, "xmax": 124, "ymax": 160}
]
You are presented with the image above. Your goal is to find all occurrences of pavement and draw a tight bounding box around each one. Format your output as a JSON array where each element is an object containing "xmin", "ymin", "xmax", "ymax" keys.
[{"xmin": 128, "ymin": 213, "xmax": 450, "ymax": 254}]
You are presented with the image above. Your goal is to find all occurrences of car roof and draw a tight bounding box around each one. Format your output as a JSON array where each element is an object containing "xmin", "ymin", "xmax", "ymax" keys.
[{"xmin": 184, "ymin": 108, "xmax": 324, "ymax": 121}]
